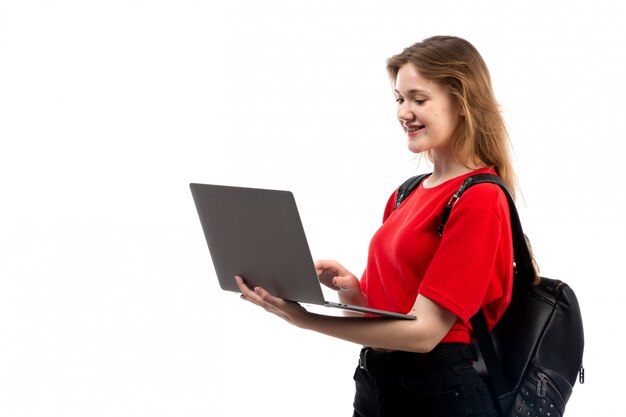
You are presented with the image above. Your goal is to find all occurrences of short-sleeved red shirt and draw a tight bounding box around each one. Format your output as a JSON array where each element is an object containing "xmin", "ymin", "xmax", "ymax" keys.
[{"xmin": 360, "ymin": 167, "xmax": 514, "ymax": 344}]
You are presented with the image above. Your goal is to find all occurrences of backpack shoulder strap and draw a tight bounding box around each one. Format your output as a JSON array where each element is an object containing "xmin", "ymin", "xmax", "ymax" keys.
[
  {"xmin": 448, "ymin": 174, "xmax": 537, "ymax": 411},
  {"xmin": 394, "ymin": 173, "xmax": 430, "ymax": 209}
]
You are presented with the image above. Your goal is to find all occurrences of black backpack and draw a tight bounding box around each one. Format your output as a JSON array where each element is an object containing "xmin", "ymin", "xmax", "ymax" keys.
[{"xmin": 394, "ymin": 172, "xmax": 585, "ymax": 417}]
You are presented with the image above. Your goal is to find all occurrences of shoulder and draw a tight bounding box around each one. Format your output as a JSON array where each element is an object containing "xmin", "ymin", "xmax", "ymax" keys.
[
  {"xmin": 464, "ymin": 181, "xmax": 505, "ymax": 200},
  {"xmin": 382, "ymin": 188, "xmax": 400, "ymax": 221},
  {"xmin": 453, "ymin": 181, "xmax": 510, "ymax": 221}
]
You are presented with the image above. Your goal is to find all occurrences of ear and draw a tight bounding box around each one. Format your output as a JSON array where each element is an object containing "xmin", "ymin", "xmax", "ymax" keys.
[{"xmin": 451, "ymin": 94, "xmax": 465, "ymax": 117}]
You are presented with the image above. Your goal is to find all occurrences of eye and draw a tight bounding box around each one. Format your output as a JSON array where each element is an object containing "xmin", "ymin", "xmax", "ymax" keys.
[
  {"xmin": 414, "ymin": 99, "xmax": 426, "ymax": 105},
  {"xmin": 395, "ymin": 97, "xmax": 404, "ymax": 104}
]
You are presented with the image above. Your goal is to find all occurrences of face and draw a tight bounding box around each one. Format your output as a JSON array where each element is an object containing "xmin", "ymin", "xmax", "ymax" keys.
[{"xmin": 394, "ymin": 63, "xmax": 462, "ymax": 157}]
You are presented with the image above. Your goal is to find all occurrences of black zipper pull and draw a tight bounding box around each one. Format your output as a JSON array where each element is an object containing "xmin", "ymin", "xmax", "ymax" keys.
[
  {"xmin": 536, "ymin": 371, "xmax": 548, "ymax": 397},
  {"xmin": 395, "ymin": 192, "xmax": 404, "ymax": 209}
]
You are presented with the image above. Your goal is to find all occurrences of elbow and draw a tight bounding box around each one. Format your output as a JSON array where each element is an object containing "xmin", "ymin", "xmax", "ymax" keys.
[
  {"xmin": 404, "ymin": 333, "xmax": 444, "ymax": 353},
  {"xmin": 400, "ymin": 306, "xmax": 456, "ymax": 353},
  {"xmin": 413, "ymin": 338, "xmax": 441, "ymax": 353},
  {"xmin": 403, "ymin": 323, "xmax": 448, "ymax": 353}
]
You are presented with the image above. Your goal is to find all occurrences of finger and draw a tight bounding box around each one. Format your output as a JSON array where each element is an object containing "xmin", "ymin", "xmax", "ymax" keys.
[
  {"xmin": 334, "ymin": 275, "xmax": 359, "ymax": 291},
  {"xmin": 253, "ymin": 286, "xmax": 287, "ymax": 308},
  {"xmin": 235, "ymin": 276, "xmax": 265, "ymax": 305},
  {"xmin": 333, "ymin": 276, "xmax": 348, "ymax": 290},
  {"xmin": 235, "ymin": 276, "xmax": 296, "ymax": 319},
  {"xmin": 234, "ymin": 275, "xmax": 248, "ymax": 290},
  {"xmin": 314, "ymin": 259, "xmax": 330, "ymax": 270},
  {"xmin": 315, "ymin": 267, "xmax": 335, "ymax": 279},
  {"xmin": 235, "ymin": 275, "xmax": 253, "ymax": 296},
  {"xmin": 315, "ymin": 259, "xmax": 340, "ymax": 275}
]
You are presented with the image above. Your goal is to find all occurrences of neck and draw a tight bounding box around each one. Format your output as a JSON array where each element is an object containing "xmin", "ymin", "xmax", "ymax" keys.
[{"xmin": 424, "ymin": 153, "xmax": 485, "ymax": 188}]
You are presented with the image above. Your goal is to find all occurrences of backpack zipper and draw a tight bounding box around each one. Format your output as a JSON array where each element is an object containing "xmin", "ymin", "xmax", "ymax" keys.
[
  {"xmin": 533, "ymin": 370, "xmax": 565, "ymax": 415},
  {"xmin": 536, "ymin": 371, "xmax": 548, "ymax": 397},
  {"xmin": 534, "ymin": 369, "xmax": 566, "ymax": 404},
  {"xmin": 535, "ymin": 365, "xmax": 584, "ymax": 400}
]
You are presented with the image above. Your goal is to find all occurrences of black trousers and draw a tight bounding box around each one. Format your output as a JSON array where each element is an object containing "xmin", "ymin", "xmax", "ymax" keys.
[{"xmin": 352, "ymin": 344, "xmax": 497, "ymax": 417}]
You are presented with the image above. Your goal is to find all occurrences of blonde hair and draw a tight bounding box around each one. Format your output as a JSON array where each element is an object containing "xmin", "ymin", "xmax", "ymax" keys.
[{"xmin": 387, "ymin": 36, "xmax": 517, "ymax": 199}]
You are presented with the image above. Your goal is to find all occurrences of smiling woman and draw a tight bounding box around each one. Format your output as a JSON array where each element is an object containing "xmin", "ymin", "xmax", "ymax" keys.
[
  {"xmin": 393, "ymin": 65, "xmax": 463, "ymax": 158},
  {"xmin": 235, "ymin": 35, "xmax": 517, "ymax": 417},
  {"xmin": 387, "ymin": 36, "xmax": 515, "ymax": 194}
]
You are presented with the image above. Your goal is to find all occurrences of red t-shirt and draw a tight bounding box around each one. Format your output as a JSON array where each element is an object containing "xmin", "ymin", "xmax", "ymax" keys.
[{"xmin": 360, "ymin": 167, "xmax": 514, "ymax": 344}]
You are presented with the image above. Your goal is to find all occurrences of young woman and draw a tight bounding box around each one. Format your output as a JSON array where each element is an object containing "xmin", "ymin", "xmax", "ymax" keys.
[{"xmin": 235, "ymin": 35, "xmax": 515, "ymax": 417}]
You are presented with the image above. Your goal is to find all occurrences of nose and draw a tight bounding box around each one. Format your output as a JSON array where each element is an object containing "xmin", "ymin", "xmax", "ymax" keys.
[{"xmin": 397, "ymin": 102, "xmax": 414, "ymax": 122}]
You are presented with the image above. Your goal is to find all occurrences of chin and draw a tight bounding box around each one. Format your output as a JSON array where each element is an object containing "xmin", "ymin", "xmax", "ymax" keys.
[{"xmin": 407, "ymin": 142, "xmax": 427, "ymax": 155}]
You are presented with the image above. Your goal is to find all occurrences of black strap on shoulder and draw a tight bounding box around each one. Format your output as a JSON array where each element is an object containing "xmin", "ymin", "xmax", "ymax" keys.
[
  {"xmin": 445, "ymin": 173, "xmax": 536, "ymax": 410},
  {"xmin": 394, "ymin": 173, "xmax": 430, "ymax": 209}
]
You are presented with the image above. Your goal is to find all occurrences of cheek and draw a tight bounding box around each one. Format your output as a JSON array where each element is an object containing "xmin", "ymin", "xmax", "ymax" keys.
[
  {"xmin": 432, "ymin": 111, "xmax": 444, "ymax": 128},
  {"xmin": 439, "ymin": 109, "xmax": 459, "ymax": 129},
  {"xmin": 429, "ymin": 111, "xmax": 458, "ymax": 137}
]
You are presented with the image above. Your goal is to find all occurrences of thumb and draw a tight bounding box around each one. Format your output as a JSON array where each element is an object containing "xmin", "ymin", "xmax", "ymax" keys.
[{"xmin": 333, "ymin": 275, "xmax": 359, "ymax": 291}]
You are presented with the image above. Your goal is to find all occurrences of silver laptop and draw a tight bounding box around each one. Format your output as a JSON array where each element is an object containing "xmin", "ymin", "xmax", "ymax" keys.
[{"xmin": 190, "ymin": 183, "xmax": 415, "ymax": 320}]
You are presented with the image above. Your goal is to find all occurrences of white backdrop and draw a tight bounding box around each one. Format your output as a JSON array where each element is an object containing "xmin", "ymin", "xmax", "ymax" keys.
[{"xmin": 1, "ymin": 1, "xmax": 623, "ymax": 416}]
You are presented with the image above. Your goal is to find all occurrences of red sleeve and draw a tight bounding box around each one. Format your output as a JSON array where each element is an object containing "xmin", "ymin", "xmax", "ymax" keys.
[
  {"xmin": 418, "ymin": 184, "xmax": 512, "ymax": 324},
  {"xmin": 381, "ymin": 189, "xmax": 399, "ymax": 222}
]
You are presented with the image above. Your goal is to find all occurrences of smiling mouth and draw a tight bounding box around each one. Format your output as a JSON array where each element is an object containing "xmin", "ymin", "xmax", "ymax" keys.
[{"xmin": 406, "ymin": 125, "xmax": 425, "ymax": 133}]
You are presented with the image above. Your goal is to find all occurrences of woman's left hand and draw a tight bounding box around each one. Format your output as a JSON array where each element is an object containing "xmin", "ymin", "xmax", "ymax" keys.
[{"xmin": 234, "ymin": 275, "xmax": 311, "ymax": 328}]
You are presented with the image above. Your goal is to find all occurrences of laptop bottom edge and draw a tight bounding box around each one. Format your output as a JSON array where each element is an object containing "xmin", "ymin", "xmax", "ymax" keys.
[{"xmin": 323, "ymin": 301, "xmax": 416, "ymax": 320}]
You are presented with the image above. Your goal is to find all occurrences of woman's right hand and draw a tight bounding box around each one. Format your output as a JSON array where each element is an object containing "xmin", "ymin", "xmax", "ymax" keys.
[{"xmin": 315, "ymin": 259, "xmax": 366, "ymax": 306}]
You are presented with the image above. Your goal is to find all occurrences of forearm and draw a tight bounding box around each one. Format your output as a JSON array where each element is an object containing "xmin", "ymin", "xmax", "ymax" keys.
[
  {"xmin": 235, "ymin": 276, "xmax": 454, "ymax": 352},
  {"xmin": 298, "ymin": 313, "xmax": 442, "ymax": 353}
]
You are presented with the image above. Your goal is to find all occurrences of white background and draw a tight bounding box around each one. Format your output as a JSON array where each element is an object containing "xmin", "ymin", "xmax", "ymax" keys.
[{"xmin": 1, "ymin": 1, "xmax": 623, "ymax": 416}]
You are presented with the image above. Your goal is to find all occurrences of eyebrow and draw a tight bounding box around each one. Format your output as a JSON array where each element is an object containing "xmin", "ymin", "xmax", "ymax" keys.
[{"xmin": 394, "ymin": 88, "xmax": 431, "ymax": 96}]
